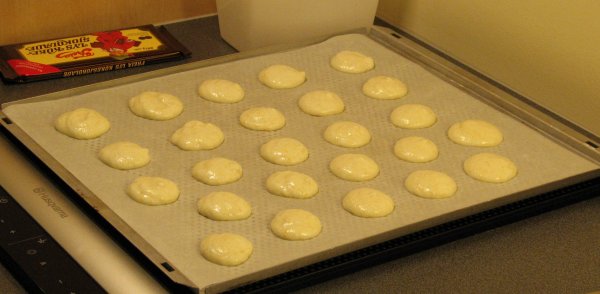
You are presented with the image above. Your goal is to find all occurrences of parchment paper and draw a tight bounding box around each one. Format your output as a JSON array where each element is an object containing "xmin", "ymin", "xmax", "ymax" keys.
[{"xmin": 3, "ymin": 34, "xmax": 599, "ymax": 292}]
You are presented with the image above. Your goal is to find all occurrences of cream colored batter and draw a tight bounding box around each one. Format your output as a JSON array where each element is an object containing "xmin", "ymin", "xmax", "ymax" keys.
[
  {"xmin": 362, "ymin": 76, "xmax": 408, "ymax": 100},
  {"xmin": 199, "ymin": 233, "xmax": 253, "ymax": 266},
  {"xmin": 197, "ymin": 191, "xmax": 252, "ymax": 221},
  {"xmin": 393, "ymin": 136, "xmax": 439, "ymax": 163},
  {"xmin": 258, "ymin": 64, "xmax": 306, "ymax": 89},
  {"xmin": 239, "ymin": 107, "xmax": 286, "ymax": 131},
  {"xmin": 342, "ymin": 188, "xmax": 395, "ymax": 218},
  {"xmin": 260, "ymin": 137, "xmax": 309, "ymax": 166},
  {"xmin": 128, "ymin": 91, "xmax": 183, "ymax": 120},
  {"xmin": 198, "ymin": 79, "xmax": 245, "ymax": 103},
  {"xmin": 447, "ymin": 119, "xmax": 503, "ymax": 147},
  {"xmin": 390, "ymin": 104, "xmax": 437, "ymax": 129},
  {"xmin": 323, "ymin": 121, "xmax": 371, "ymax": 148},
  {"xmin": 330, "ymin": 50, "xmax": 375, "ymax": 73},
  {"xmin": 54, "ymin": 108, "xmax": 111, "ymax": 139},
  {"xmin": 329, "ymin": 153, "xmax": 379, "ymax": 181},
  {"xmin": 464, "ymin": 152, "xmax": 518, "ymax": 183},
  {"xmin": 170, "ymin": 120, "xmax": 224, "ymax": 151},
  {"xmin": 298, "ymin": 90, "xmax": 345, "ymax": 116},
  {"xmin": 270, "ymin": 209, "xmax": 322, "ymax": 241},
  {"xmin": 126, "ymin": 176, "xmax": 180, "ymax": 205},
  {"xmin": 404, "ymin": 170, "xmax": 457, "ymax": 199},
  {"xmin": 98, "ymin": 141, "xmax": 150, "ymax": 170},
  {"xmin": 192, "ymin": 157, "xmax": 243, "ymax": 186},
  {"xmin": 266, "ymin": 171, "xmax": 319, "ymax": 199}
]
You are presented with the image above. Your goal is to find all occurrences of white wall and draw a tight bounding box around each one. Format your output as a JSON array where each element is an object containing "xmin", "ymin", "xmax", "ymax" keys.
[{"xmin": 377, "ymin": 0, "xmax": 600, "ymax": 136}]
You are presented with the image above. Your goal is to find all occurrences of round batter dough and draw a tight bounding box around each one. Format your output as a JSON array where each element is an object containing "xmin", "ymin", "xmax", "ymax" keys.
[
  {"xmin": 192, "ymin": 157, "xmax": 243, "ymax": 186},
  {"xmin": 239, "ymin": 107, "xmax": 286, "ymax": 131},
  {"xmin": 330, "ymin": 50, "xmax": 375, "ymax": 73},
  {"xmin": 198, "ymin": 79, "xmax": 245, "ymax": 103},
  {"xmin": 464, "ymin": 153, "xmax": 518, "ymax": 183},
  {"xmin": 260, "ymin": 138, "xmax": 309, "ymax": 166},
  {"xmin": 128, "ymin": 91, "xmax": 183, "ymax": 120},
  {"xmin": 324, "ymin": 121, "xmax": 371, "ymax": 148},
  {"xmin": 362, "ymin": 76, "xmax": 408, "ymax": 100},
  {"xmin": 447, "ymin": 119, "xmax": 503, "ymax": 147},
  {"xmin": 298, "ymin": 90, "xmax": 345, "ymax": 116},
  {"xmin": 404, "ymin": 170, "xmax": 457, "ymax": 199},
  {"xmin": 266, "ymin": 171, "xmax": 319, "ymax": 199},
  {"xmin": 197, "ymin": 191, "xmax": 252, "ymax": 221},
  {"xmin": 126, "ymin": 176, "xmax": 179, "ymax": 205},
  {"xmin": 342, "ymin": 188, "xmax": 395, "ymax": 218},
  {"xmin": 390, "ymin": 104, "xmax": 437, "ymax": 129},
  {"xmin": 393, "ymin": 136, "xmax": 439, "ymax": 163},
  {"xmin": 258, "ymin": 64, "xmax": 306, "ymax": 89},
  {"xmin": 200, "ymin": 233, "xmax": 253, "ymax": 266},
  {"xmin": 98, "ymin": 141, "xmax": 150, "ymax": 170},
  {"xmin": 270, "ymin": 209, "xmax": 322, "ymax": 241},
  {"xmin": 329, "ymin": 153, "xmax": 379, "ymax": 181},
  {"xmin": 54, "ymin": 108, "xmax": 110, "ymax": 139},
  {"xmin": 170, "ymin": 120, "xmax": 224, "ymax": 151}
]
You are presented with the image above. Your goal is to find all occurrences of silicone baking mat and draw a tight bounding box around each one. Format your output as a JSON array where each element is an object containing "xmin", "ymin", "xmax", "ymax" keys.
[{"xmin": 3, "ymin": 34, "xmax": 599, "ymax": 292}]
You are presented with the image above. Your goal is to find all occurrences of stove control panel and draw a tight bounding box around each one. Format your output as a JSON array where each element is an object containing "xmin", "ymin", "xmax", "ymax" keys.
[{"xmin": 0, "ymin": 185, "xmax": 105, "ymax": 293}]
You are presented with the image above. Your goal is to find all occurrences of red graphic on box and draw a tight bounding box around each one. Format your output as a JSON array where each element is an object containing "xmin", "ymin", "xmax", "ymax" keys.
[
  {"xmin": 55, "ymin": 48, "xmax": 94, "ymax": 60},
  {"xmin": 7, "ymin": 59, "xmax": 61, "ymax": 76},
  {"xmin": 90, "ymin": 31, "xmax": 141, "ymax": 59}
]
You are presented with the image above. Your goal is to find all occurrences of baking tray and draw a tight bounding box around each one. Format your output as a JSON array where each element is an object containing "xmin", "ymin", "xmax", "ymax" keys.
[{"xmin": 1, "ymin": 27, "xmax": 599, "ymax": 293}]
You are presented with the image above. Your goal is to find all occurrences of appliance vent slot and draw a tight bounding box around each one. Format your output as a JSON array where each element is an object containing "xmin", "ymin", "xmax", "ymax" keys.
[
  {"xmin": 161, "ymin": 262, "xmax": 175, "ymax": 272},
  {"xmin": 585, "ymin": 140, "xmax": 599, "ymax": 149}
]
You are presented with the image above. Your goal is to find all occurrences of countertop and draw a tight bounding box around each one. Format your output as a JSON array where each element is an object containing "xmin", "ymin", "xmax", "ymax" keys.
[{"xmin": 1, "ymin": 15, "xmax": 599, "ymax": 293}]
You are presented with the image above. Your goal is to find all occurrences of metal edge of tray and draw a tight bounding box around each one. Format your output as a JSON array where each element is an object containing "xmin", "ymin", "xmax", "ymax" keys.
[
  {"xmin": 0, "ymin": 28, "xmax": 372, "ymax": 291},
  {"xmin": 368, "ymin": 26, "xmax": 600, "ymax": 166},
  {"xmin": 0, "ymin": 28, "xmax": 362, "ymax": 110},
  {"xmin": 4, "ymin": 26, "xmax": 597, "ymax": 166},
  {"xmin": 1, "ymin": 27, "xmax": 600, "ymax": 292},
  {"xmin": 224, "ymin": 175, "xmax": 600, "ymax": 293},
  {"xmin": 215, "ymin": 26, "xmax": 600, "ymax": 292},
  {"xmin": 0, "ymin": 126, "xmax": 190, "ymax": 293},
  {"xmin": 0, "ymin": 29, "xmax": 370, "ymax": 291},
  {"xmin": 0, "ymin": 119, "xmax": 198, "ymax": 289}
]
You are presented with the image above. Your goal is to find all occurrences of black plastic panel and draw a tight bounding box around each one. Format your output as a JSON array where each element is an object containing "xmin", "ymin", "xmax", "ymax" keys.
[{"xmin": 0, "ymin": 186, "xmax": 106, "ymax": 294}]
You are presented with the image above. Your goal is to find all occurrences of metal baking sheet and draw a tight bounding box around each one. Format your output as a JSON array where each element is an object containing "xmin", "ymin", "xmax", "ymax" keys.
[{"xmin": 2, "ymin": 33, "xmax": 599, "ymax": 292}]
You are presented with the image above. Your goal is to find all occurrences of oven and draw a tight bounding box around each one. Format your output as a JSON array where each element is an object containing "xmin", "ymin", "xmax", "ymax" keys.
[{"xmin": 1, "ymin": 11, "xmax": 599, "ymax": 294}]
